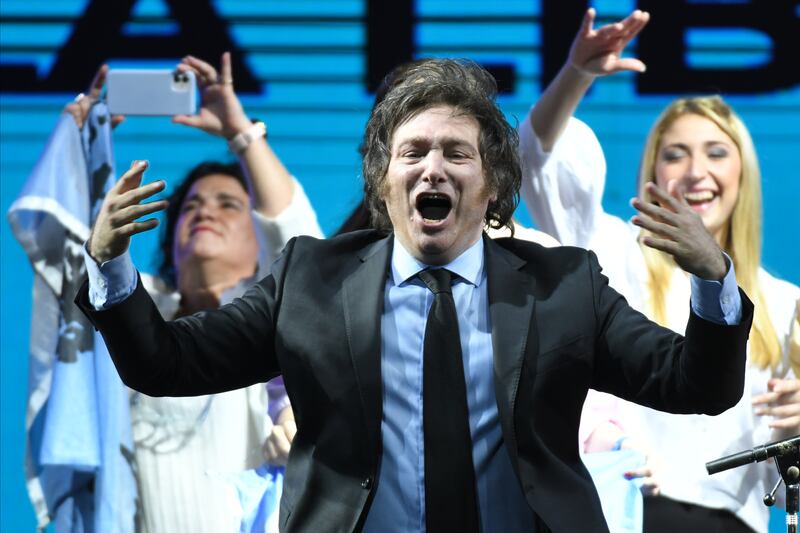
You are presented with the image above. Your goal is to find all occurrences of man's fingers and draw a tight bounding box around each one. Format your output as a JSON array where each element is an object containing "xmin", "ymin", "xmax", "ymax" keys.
[
  {"xmin": 640, "ymin": 235, "xmax": 680, "ymax": 256},
  {"xmin": 631, "ymin": 215, "xmax": 679, "ymax": 240},
  {"xmin": 631, "ymin": 197, "xmax": 678, "ymax": 225},
  {"xmin": 114, "ymin": 179, "xmax": 166, "ymax": 210},
  {"xmin": 109, "ymin": 200, "xmax": 168, "ymax": 228},
  {"xmin": 115, "ymin": 218, "xmax": 160, "ymax": 238},
  {"xmin": 114, "ymin": 161, "xmax": 149, "ymax": 193},
  {"xmin": 665, "ymin": 180, "xmax": 692, "ymax": 210},
  {"xmin": 645, "ymin": 182, "xmax": 682, "ymax": 212}
]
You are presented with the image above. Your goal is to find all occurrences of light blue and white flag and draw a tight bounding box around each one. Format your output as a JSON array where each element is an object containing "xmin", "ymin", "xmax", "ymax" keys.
[
  {"xmin": 8, "ymin": 103, "xmax": 137, "ymax": 532},
  {"xmin": 583, "ymin": 449, "xmax": 646, "ymax": 533},
  {"xmin": 231, "ymin": 464, "xmax": 284, "ymax": 533}
]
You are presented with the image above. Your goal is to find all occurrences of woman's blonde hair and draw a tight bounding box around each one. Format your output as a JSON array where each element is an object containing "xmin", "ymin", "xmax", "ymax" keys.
[{"xmin": 637, "ymin": 95, "xmax": 780, "ymax": 370}]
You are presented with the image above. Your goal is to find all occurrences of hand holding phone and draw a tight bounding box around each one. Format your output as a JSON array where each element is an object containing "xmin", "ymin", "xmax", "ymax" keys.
[
  {"xmin": 107, "ymin": 69, "xmax": 197, "ymax": 116},
  {"xmin": 172, "ymin": 52, "xmax": 252, "ymax": 139}
]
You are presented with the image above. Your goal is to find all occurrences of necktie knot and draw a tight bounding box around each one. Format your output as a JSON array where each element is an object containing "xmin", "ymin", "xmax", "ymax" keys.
[{"xmin": 418, "ymin": 268, "xmax": 453, "ymax": 295}]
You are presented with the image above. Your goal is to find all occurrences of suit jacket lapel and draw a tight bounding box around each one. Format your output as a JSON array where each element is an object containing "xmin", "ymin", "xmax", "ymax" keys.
[
  {"xmin": 485, "ymin": 236, "xmax": 537, "ymax": 451},
  {"xmin": 342, "ymin": 234, "xmax": 393, "ymax": 457}
]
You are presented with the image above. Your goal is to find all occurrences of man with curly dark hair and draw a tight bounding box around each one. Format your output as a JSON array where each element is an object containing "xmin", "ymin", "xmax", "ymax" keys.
[{"xmin": 78, "ymin": 58, "xmax": 752, "ymax": 532}]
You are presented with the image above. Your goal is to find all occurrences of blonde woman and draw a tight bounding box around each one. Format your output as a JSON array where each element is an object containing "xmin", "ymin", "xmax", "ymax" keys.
[{"xmin": 521, "ymin": 8, "xmax": 800, "ymax": 533}]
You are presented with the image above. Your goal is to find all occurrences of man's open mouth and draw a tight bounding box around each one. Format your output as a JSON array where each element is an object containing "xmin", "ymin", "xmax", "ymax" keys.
[{"xmin": 416, "ymin": 193, "xmax": 452, "ymax": 221}]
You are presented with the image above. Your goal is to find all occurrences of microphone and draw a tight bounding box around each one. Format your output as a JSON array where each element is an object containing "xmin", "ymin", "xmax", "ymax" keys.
[{"xmin": 706, "ymin": 435, "xmax": 800, "ymax": 475}]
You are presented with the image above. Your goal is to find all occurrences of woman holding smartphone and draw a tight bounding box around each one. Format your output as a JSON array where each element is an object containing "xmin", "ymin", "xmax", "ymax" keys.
[{"xmin": 67, "ymin": 53, "xmax": 321, "ymax": 532}]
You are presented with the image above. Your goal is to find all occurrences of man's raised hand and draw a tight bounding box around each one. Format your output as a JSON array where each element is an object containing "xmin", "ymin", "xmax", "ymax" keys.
[
  {"xmin": 631, "ymin": 182, "xmax": 727, "ymax": 281},
  {"xmin": 88, "ymin": 160, "xmax": 167, "ymax": 264}
]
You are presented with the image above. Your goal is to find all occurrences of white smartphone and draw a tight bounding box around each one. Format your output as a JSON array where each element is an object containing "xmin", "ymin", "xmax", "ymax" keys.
[{"xmin": 106, "ymin": 69, "xmax": 197, "ymax": 116}]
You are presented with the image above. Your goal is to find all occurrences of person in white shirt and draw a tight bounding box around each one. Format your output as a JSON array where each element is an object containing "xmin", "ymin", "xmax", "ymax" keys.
[
  {"xmin": 69, "ymin": 53, "xmax": 322, "ymax": 532},
  {"xmin": 518, "ymin": 8, "xmax": 800, "ymax": 533}
]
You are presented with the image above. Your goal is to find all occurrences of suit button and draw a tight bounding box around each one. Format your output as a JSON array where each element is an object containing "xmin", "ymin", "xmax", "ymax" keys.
[{"xmin": 361, "ymin": 477, "xmax": 372, "ymax": 490}]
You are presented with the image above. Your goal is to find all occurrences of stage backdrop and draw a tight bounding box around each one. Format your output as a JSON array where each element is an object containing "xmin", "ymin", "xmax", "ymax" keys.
[{"xmin": 1, "ymin": 0, "xmax": 798, "ymax": 530}]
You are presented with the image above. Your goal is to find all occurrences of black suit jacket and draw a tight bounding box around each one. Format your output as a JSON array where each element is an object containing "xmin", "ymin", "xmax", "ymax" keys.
[{"xmin": 76, "ymin": 230, "xmax": 753, "ymax": 532}]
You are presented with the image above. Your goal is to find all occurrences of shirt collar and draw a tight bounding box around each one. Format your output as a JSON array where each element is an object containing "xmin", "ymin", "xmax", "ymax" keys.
[{"xmin": 391, "ymin": 235, "xmax": 484, "ymax": 288}]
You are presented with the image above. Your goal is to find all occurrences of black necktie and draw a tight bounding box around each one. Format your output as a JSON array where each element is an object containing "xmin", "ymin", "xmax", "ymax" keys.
[{"xmin": 418, "ymin": 268, "xmax": 480, "ymax": 532}]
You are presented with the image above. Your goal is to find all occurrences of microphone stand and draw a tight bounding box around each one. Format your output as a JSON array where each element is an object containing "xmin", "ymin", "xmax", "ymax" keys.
[{"xmin": 706, "ymin": 435, "xmax": 800, "ymax": 533}]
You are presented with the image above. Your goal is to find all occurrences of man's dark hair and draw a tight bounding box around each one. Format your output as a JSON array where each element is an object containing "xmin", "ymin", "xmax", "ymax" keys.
[
  {"xmin": 157, "ymin": 161, "xmax": 248, "ymax": 287},
  {"xmin": 361, "ymin": 58, "xmax": 521, "ymax": 232}
]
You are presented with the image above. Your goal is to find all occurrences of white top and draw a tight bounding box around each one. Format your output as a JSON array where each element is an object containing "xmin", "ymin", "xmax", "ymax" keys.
[
  {"xmin": 133, "ymin": 179, "xmax": 323, "ymax": 533},
  {"xmin": 518, "ymin": 114, "xmax": 800, "ymax": 533}
]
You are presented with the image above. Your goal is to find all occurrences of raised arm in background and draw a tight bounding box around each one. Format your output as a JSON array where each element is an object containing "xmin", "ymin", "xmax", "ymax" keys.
[
  {"xmin": 530, "ymin": 8, "xmax": 649, "ymax": 152},
  {"xmin": 174, "ymin": 52, "xmax": 295, "ymax": 219}
]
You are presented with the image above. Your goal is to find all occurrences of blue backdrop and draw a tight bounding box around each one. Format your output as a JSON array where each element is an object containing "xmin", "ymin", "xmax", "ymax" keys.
[{"xmin": 1, "ymin": 0, "xmax": 798, "ymax": 530}]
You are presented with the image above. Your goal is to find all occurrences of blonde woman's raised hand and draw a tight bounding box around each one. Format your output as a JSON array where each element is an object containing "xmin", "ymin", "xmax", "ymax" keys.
[
  {"xmin": 568, "ymin": 8, "xmax": 650, "ymax": 78},
  {"xmin": 172, "ymin": 51, "xmax": 253, "ymax": 139},
  {"xmin": 88, "ymin": 160, "xmax": 167, "ymax": 264}
]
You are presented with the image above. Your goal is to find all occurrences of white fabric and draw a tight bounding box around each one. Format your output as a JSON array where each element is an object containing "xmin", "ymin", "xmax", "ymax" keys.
[
  {"xmin": 130, "ymin": 179, "xmax": 322, "ymax": 533},
  {"xmin": 519, "ymin": 114, "xmax": 800, "ymax": 533}
]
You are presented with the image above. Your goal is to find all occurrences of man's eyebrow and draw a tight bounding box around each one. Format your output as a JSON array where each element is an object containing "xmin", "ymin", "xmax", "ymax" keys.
[
  {"xmin": 395, "ymin": 136, "xmax": 476, "ymax": 151},
  {"xmin": 396, "ymin": 136, "xmax": 430, "ymax": 148}
]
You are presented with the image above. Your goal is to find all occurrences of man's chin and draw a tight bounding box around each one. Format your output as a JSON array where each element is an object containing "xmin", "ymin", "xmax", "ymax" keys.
[{"xmin": 411, "ymin": 235, "xmax": 458, "ymax": 265}]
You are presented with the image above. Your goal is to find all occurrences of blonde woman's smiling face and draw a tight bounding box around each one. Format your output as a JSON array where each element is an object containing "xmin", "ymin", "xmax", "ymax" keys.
[{"xmin": 654, "ymin": 113, "xmax": 742, "ymax": 243}]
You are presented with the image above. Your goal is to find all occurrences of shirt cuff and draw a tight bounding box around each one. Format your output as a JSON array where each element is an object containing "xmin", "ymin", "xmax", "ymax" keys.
[
  {"xmin": 83, "ymin": 245, "xmax": 138, "ymax": 309},
  {"xmin": 689, "ymin": 252, "xmax": 742, "ymax": 325}
]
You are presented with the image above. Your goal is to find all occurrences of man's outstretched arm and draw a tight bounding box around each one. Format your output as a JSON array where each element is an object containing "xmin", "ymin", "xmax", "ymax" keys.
[{"xmin": 76, "ymin": 160, "xmax": 280, "ymax": 396}]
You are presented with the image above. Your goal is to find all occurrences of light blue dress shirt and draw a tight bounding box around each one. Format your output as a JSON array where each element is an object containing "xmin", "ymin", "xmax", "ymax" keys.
[
  {"xmin": 85, "ymin": 238, "xmax": 742, "ymax": 532},
  {"xmin": 361, "ymin": 237, "xmax": 535, "ymax": 532}
]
